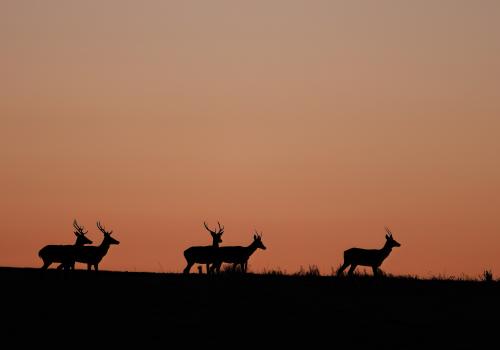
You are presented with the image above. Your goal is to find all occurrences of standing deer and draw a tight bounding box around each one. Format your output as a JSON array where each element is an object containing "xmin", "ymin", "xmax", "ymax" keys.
[
  {"xmin": 337, "ymin": 227, "xmax": 401, "ymax": 277},
  {"xmin": 39, "ymin": 220, "xmax": 93, "ymax": 270},
  {"xmin": 73, "ymin": 221, "xmax": 120, "ymax": 272},
  {"xmin": 183, "ymin": 221, "xmax": 224, "ymax": 274},
  {"xmin": 209, "ymin": 231, "xmax": 266, "ymax": 274}
]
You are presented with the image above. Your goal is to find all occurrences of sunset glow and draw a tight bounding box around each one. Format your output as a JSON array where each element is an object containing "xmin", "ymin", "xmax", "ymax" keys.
[{"xmin": 1, "ymin": 1, "xmax": 499, "ymax": 277}]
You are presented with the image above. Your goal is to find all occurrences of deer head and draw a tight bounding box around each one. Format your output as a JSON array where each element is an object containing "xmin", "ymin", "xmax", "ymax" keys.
[
  {"xmin": 97, "ymin": 221, "xmax": 120, "ymax": 245},
  {"xmin": 253, "ymin": 230, "xmax": 267, "ymax": 250},
  {"xmin": 384, "ymin": 227, "xmax": 401, "ymax": 248},
  {"xmin": 204, "ymin": 221, "xmax": 224, "ymax": 245},
  {"xmin": 73, "ymin": 219, "xmax": 93, "ymax": 245}
]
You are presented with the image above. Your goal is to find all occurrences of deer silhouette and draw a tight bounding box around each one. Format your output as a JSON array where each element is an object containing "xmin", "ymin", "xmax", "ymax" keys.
[
  {"xmin": 72, "ymin": 221, "xmax": 120, "ymax": 271},
  {"xmin": 183, "ymin": 221, "xmax": 224, "ymax": 274},
  {"xmin": 337, "ymin": 227, "xmax": 401, "ymax": 277},
  {"xmin": 39, "ymin": 220, "xmax": 93, "ymax": 270},
  {"xmin": 209, "ymin": 231, "xmax": 266, "ymax": 274}
]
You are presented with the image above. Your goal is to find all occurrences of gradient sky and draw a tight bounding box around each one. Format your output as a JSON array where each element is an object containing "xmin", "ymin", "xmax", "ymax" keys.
[{"xmin": 1, "ymin": 1, "xmax": 499, "ymax": 277}]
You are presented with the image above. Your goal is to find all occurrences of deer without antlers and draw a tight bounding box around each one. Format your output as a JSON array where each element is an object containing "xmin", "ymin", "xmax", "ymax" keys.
[
  {"xmin": 337, "ymin": 227, "xmax": 401, "ymax": 277},
  {"xmin": 39, "ymin": 220, "xmax": 93, "ymax": 271},
  {"xmin": 209, "ymin": 231, "xmax": 266, "ymax": 274},
  {"xmin": 183, "ymin": 221, "xmax": 224, "ymax": 274},
  {"xmin": 72, "ymin": 221, "xmax": 120, "ymax": 272}
]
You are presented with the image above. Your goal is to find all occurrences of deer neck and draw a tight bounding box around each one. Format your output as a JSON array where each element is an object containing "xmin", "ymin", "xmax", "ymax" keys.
[
  {"xmin": 98, "ymin": 240, "xmax": 111, "ymax": 257},
  {"xmin": 380, "ymin": 242, "xmax": 393, "ymax": 258},
  {"xmin": 245, "ymin": 242, "xmax": 259, "ymax": 257}
]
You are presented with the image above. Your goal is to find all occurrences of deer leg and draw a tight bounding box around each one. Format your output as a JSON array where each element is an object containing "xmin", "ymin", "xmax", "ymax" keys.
[
  {"xmin": 372, "ymin": 266, "xmax": 379, "ymax": 276},
  {"xmin": 94, "ymin": 264, "xmax": 99, "ymax": 272},
  {"xmin": 40, "ymin": 261, "xmax": 51, "ymax": 270},
  {"xmin": 87, "ymin": 264, "xmax": 92, "ymax": 271},
  {"xmin": 67, "ymin": 260, "xmax": 77, "ymax": 270},
  {"xmin": 213, "ymin": 262, "xmax": 221, "ymax": 274},
  {"xmin": 348, "ymin": 264, "xmax": 357, "ymax": 276},
  {"xmin": 60, "ymin": 263, "xmax": 71, "ymax": 279},
  {"xmin": 211, "ymin": 263, "xmax": 219, "ymax": 274},
  {"xmin": 337, "ymin": 262, "xmax": 349, "ymax": 276},
  {"xmin": 183, "ymin": 261, "xmax": 194, "ymax": 274},
  {"xmin": 58, "ymin": 262, "xmax": 72, "ymax": 271}
]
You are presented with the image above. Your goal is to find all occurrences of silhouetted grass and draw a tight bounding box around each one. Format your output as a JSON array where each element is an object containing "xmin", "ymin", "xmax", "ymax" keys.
[
  {"xmin": 212, "ymin": 263, "xmax": 494, "ymax": 283},
  {"xmin": 482, "ymin": 269, "xmax": 494, "ymax": 282},
  {"xmin": 294, "ymin": 264, "xmax": 321, "ymax": 277},
  {"xmin": 261, "ymin": 267, "xmax": 286, "ymax": 276},
  {"xmin": 219, "ymin": 263, "xmax": 242, "ymax": 274}
]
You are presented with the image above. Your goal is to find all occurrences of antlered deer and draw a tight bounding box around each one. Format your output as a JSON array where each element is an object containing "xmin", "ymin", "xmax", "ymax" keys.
[
  {"xmin": 183, "ymin": 221, "xmax": 224, "ymax": 274},
  {"xmin": 73, "ymin": 221, "xmax": 119, "ymax": 272},
  {"xmin": 39, "ymin": 220, "xmax": 93, "ymax": 270},
  {"xmin": 209, "ymin": 231, "xmax": 266, "ymax": 274},
  {"xmin": 337, "ymin": 227, "xmax": 401, "ymax": 277}
]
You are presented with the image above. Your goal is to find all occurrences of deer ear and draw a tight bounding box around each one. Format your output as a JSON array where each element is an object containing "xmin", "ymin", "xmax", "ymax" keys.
[{"xmin": 254, "ymin": 234, "xmax": 257, "ymax": 239}]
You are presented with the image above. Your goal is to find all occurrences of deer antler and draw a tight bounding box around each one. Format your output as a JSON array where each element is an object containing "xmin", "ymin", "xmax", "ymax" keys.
[
  {"xmin": 385, "ymin": 227, "xmax": 393, "ymax": 237},
  {"xmin": 97, "ymin": 221, "xmax": 113, "ymax": 235},
  {"xmin": 73, "ymin": 219, "xmax": 87, "ymax": 235},
  {"xmin": 217, "ymin": 221, "xmax": 224, "ymax": 234},
  {"xmin": 204, "ymin": 221, "xmax": 214, "ymax": 234},
  {"xmin": 204, "ymin": 221, "xmax": 224, "ymax": 234}
]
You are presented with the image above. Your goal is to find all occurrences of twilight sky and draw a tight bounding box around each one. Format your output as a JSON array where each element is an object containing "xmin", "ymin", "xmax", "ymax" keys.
[{"xmin": 1, "ymin": 1, "xmax": 499, "ymax": 276}]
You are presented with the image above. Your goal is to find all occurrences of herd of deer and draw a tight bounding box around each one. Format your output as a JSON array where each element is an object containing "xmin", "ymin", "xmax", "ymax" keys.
[
  {"xmin": 183, "ymin": 222, "xmax": 267, "ymax": 274},
  {"xmin": 38, "ymin": 220, "xmax": 120, "ymax": 272},
  {"xmin": 38, "ymin": 220, "xmax": 401, "ymax": 276}
]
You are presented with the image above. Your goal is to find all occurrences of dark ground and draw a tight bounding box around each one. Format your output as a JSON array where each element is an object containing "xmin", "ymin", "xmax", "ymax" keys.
[{"xmin": 1, "ymin": 267, "xmax": 498, "ymax": 348}]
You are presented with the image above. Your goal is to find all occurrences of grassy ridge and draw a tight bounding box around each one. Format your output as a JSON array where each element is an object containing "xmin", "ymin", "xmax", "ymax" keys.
[{"xmin": 1, "ymin": 267, "xmax": 498, "ymax": 348}]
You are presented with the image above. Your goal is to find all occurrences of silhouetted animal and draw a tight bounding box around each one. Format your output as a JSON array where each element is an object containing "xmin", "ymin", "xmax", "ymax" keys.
[
  {"xmin": 209, "ymin": 231, "xmax": 266, "ymax": 274},
  {"xmin": 39, "ymin": 220, "xmax": 92, "ymax": 270},
  {"xmin": 183, "ymin": 221, "xmax": 224, "ymax": 274},
  {"xmin": 337, "ymin": 227, "xmax": 401, "ymax": 277},
  {"xmin": 72, "ymin": 221, "xmax": 119, "ymax": 271}
]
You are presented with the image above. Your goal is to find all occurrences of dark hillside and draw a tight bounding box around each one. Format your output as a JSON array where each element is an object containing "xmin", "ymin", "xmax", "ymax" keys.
[{"xmin": 1, "ymin": 267, "xmax": 498, "ymax": 348}]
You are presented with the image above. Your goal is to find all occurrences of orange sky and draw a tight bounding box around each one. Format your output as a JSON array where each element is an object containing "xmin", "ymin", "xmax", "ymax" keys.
[{"xmin": 1, "ymin": 1, "xmax": 499, "ymax": 277}]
